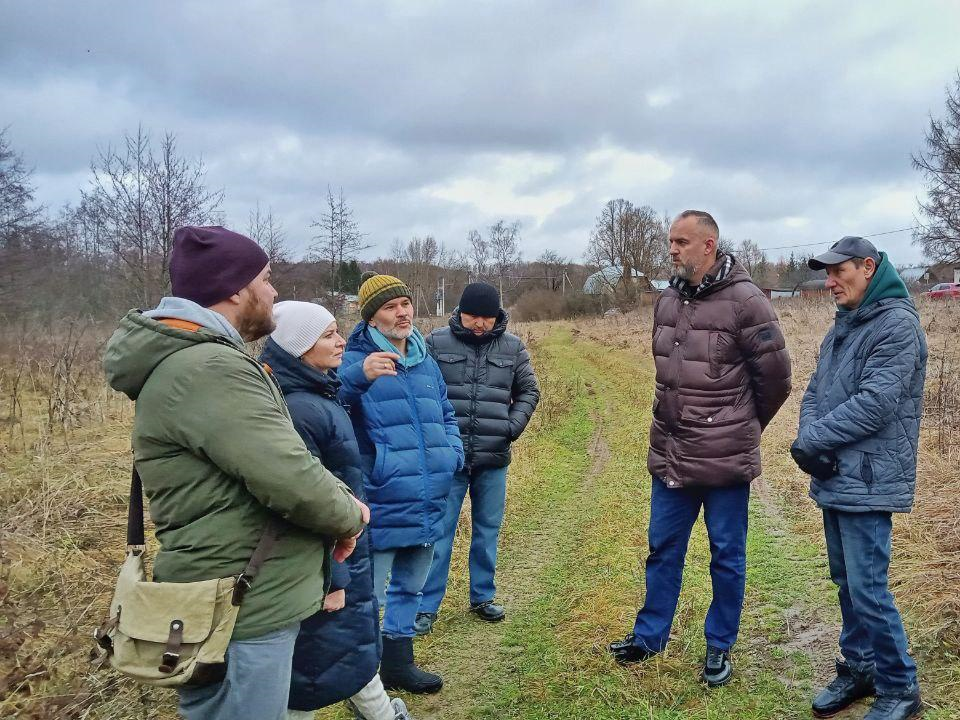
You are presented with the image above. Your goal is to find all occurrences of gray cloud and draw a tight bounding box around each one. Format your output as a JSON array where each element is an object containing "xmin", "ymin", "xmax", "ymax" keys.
[{"xmin": 1, "ymin": 0, "xmax": 956, "ymax": 265}]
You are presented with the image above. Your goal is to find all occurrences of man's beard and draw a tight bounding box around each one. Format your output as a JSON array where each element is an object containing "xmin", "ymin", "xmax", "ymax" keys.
[
  {"xmin": 237, "ymin": 294, "xmax": 275, "ymax": 342},
  {"xmin": 674, "ymin": 261, "xmax": 697, "ymax": 281},
  {"xmin": 379, "ymin": 324, "xmax": 413, "ymax": 341}
]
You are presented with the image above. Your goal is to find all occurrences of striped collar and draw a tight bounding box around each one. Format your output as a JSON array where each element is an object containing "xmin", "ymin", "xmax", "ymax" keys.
[{"xmin": 669, "ymin": 254, "xmax": 734, "ymax": 298}]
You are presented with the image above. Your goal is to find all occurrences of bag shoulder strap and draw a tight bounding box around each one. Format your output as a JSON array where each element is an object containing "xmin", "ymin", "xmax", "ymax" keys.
[{"xmin": 127, "ymin": 465, "xmax": 281, "ymax": 606}]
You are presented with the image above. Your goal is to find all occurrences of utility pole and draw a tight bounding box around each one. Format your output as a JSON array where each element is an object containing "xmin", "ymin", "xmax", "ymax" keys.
[{"xmin": 435, "ymin": 277, "xmax": 445, "ymax": 316}]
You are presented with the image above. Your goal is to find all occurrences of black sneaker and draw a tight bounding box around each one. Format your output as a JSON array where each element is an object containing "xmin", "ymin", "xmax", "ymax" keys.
[
  {"xmin": 812, "ymin": 659, "xmax": 875, "ymax": 717},
  {"xmin": 702, "ymin": 645, "xmax": 732, "ymax": 687},
  {"xmin": 469, "ymin": 600, "xmax": 505, "ymax": 622},
  {"xmin": 608, "ymin": 633, "xmax": 659, "ymax": 665},
  {"xmin": 864, "ymin": 689, "xmax": 923, "ymax": 720}
]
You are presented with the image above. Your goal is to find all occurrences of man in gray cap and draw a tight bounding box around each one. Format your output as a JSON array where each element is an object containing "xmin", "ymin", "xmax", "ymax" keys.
[{"xmin": 792, "ymin": 237, "xmax": 926, "ymax": 720}]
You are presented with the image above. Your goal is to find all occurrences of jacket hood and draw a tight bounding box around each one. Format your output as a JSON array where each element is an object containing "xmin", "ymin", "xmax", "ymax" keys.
[
  {"xmin": 449, "ymin": 307, "xmax": 508, "ymax": 345},
  {"xmin": 260, "ymin": 337, "xmax": 341, "ymax": 399},
  {"xmin": 103, "ymin": 310, "xmax": 238, "ymax": 400},
  {"xmin": 859, "ymin": 252, "xmax": 910, "ymax": 309}
]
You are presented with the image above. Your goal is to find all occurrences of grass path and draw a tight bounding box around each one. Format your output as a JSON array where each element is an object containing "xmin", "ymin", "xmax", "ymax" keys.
[{"xmin": 317, "ymin": 324, "xmax": 955, "ymax": 720}]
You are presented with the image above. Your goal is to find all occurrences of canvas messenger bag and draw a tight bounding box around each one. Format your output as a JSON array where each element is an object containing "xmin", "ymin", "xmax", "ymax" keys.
[{"xmin": 94, "ymin": 467, "xmax": 279, "ymax": 687}]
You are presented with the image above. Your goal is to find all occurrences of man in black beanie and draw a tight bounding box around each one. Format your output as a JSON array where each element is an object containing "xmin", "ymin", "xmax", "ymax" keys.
[{"xmin": 416, "ymin": 282, "xmax": 540, "ymax": 633}]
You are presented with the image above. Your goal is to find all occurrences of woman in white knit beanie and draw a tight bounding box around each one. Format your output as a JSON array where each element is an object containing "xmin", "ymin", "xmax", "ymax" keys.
[{"xmin": 261, "ymin": 301, "xmax": 413, "ymax": 720}]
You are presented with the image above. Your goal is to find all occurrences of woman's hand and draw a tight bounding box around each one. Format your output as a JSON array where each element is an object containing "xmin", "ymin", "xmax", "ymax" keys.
[{"xmin": 323, "ymin": 589, "xmax": 345, "ymax": 612}]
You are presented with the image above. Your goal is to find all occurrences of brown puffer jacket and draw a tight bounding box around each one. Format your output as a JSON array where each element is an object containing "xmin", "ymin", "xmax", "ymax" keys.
[{"xmin": 647, "ymin": 261, "xmax": 791, "ymax": 488}]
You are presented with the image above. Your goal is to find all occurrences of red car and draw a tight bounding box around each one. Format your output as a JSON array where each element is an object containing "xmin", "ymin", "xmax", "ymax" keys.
[{"xmin": 923, "ymin": 282, "xmax": 960, "ymax": 299}]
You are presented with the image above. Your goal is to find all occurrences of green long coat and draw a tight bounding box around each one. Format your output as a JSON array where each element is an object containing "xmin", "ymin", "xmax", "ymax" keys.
[{"xmin": 103, "ymin": 311, "xmax": 364, "ymax": 640}]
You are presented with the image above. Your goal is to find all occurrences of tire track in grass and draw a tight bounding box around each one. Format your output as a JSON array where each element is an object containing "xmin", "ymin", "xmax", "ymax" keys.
[{"xmin": 315, "ymin": 326, "xmax": 602, "ymax": 720}]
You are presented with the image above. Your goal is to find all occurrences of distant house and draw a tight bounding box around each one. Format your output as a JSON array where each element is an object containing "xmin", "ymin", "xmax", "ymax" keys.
[
  {"xmin": 898, "ymin": 266, "xmax": 929, "ymax": 288},
  {"xmin": 583, "ymin": 266, "xmax": 649, "ymax": 295},
  {"xmin": 924, "ymin": 262, "xmax": 960, "ymax": 285},
  {"xmin": 799, "ymin": 279, "xmax": 830, "ymax": 298},
  {"xmin": 761, "ymin": 288, "xmax": 798, "ymax": 299}
]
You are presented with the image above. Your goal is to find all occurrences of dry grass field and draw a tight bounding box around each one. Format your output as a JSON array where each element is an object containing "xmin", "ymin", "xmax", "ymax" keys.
[{"xmin": 1, "ymin": 297, "xmax": 958, "ymax": 718}]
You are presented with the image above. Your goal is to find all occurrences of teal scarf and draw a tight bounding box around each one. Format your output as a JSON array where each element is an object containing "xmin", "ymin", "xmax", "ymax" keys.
[{"xmin": 367, "ymin": 325, "xmax": 427, "ymax": 368}]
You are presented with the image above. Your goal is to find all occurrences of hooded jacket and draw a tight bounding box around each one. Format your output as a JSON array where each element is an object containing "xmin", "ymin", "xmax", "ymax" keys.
[
  {"xmin": 102, "ymin": 310, "xmax": 364, "ymax": 641},
  {"xmin": 647, "ymin": 259, "xmax": 792, "ymax": 487},
  {"xmin": 259, "ymin": 338, "xmax": 380, "ymax": 712},
  {"xmin": 797, "ymin": 254, "xmax": 927, "ymax": 513},
  {"xmin": 426, "ymin": 309, "xmax": 540, "ymax": 470},
  {"xmin": 339, "ymin": 322, "xmax": 464, "ymax": 550}
]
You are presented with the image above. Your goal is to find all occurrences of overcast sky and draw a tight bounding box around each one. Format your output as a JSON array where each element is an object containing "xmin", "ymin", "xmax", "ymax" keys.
[{"xmin": 2, "ymin": 1, "xmax": 958, "ymax": 266}]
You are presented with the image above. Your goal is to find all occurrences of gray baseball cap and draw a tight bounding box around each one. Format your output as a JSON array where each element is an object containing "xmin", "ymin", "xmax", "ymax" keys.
[{"xmin": 808, "ymin": 236, "xmax": 881, "ymax": 270}]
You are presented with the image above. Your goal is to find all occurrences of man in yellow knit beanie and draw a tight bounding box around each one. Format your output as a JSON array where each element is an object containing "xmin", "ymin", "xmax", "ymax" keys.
[{"xmin": 340, "ymin": 271, "xmax": 464, "ymax": 694}]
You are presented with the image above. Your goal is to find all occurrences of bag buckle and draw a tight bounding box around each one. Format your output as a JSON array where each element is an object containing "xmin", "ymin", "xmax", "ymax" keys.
[
  {"xmin": 232, "ymin": 573, "xmax": 252, "ymax": 606},
  {"xmin": 158, "ymin": 619, "xmax": 184, "ymax": 674}
]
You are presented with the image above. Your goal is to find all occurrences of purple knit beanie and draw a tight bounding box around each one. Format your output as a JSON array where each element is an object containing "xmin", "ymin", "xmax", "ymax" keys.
[{"xmin": 169, "ymin": 226, "xmax": 269, "ymax": 307}]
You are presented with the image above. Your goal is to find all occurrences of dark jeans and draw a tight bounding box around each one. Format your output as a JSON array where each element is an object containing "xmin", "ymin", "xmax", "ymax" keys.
[
  {"xmin": 822, "ymin": 508, "xmax": 917, "ymax": 694},
  {"xmin": 631, "ymin": 476, "xmax": 750, "ymax": 652}
]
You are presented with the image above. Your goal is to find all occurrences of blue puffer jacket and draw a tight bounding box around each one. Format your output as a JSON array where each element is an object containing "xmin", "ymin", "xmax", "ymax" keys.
[
  {"xmin": 259, "ymin": 338, "xmax": 380, "ymax": 711},
  {"xmin": 339, "ymin": 322, "xmax": 464, "ymax": 550},
  {"xmin": 797, "ymin": 282, "xmax": 927, "ymax": 513}
]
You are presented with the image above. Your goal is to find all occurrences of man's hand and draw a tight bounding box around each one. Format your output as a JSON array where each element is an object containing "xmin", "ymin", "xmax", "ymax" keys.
[
  {"xmin": 353, "ymin": 496, "xmax": 370, "ymax": 525},
  {"xmin": 790, "ymin": 440, "xmax": 838, "ymax": 480},
  {"xmin": 363, "ymin": 352, "xmax": 401, "ymax": 381},
  {"xmin": 323, "ymin": 589, "xmax": 345, "ymax": 612},
  {"xmin": 333, "ymin": 497, "xmax": 369, "ymax": 562},
  {"xmin": 333, "ymin": 535, "xmax": 357, "ymax": 562}
]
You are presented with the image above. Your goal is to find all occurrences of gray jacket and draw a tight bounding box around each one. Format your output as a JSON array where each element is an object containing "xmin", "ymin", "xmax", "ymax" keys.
[
  {"xmin": 426, "ymin": 309, "xmax": 540, "ymax": 471},
  {"xmin": 797, "ymin": 297, "xmax": 927, "ymax": 513}
]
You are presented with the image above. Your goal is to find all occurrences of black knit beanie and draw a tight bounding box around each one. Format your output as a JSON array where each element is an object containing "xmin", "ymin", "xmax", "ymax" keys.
[{"xmin": 459, "ymin": 282, "xmax": 501, "ymax": 317}]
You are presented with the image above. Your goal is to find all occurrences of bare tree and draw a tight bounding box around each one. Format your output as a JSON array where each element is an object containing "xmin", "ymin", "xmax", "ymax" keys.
[
  {"xmin": 535, "ymin": 250, "xmax": 568, "ymax": 291},
  {"xmin": 586, "ymin": 200, "xmax": 668, "ymax": 297},
  {"xmin": 0, "ymin": 128, "xmax": 46, "ymax": 309},
  {"xmin": 310, "ymin": 186, "xmax": 370, "ymax": 293},
  {"xmin": 488, "ymin": 220, "xmax": 521, "ymax": 296},
  {"xmin": 736, "ymin": 238, "xmax": 770, "ymax": 284},
  {"xmin": 80, "ymin": 127, "xmax": 222, "ymax": 306},
  {"xmin": 248, "ymin": 201, "xmax": 289, "ymax": 264},
  {"xmin": 913, "ymin": 71, "xmax": 960, "ymax": 263},
  {"xmin": 467, "ymin": 228, "xmax": 488, "ymax": 279},
  {"xmin": 0, "ymin": 127, "xmax": 43, "ymax": 246}
]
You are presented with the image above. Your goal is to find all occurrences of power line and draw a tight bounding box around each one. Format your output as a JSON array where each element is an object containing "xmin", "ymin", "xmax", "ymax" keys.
[{"xmin": 757, "ymin": 225, "xmax": 916, "ymax": 253}]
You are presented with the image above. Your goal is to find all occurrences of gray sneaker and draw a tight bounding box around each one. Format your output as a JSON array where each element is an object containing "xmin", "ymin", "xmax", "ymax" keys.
[
  {"xmin": 391, "ymin": 698, "xmax": 414, "ymax": 719},
  {"xmin": 414, "ymin": 612, "xmax": 437, "ymax": 635}
]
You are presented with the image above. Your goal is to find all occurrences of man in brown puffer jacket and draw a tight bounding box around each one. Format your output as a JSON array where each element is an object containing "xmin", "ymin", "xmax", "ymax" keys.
[{"xmin": 609, "ymin": 210, "xmax": 791, "ymax": 688}]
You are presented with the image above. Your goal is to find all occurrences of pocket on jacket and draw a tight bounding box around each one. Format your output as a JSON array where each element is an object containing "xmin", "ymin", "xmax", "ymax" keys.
[
  {"xmin": 707, "ymin": 332, "xmax": 737, "ymax": 379},
  {"xmin": 372, "ymin": 442, "xmax": 388, "ymax": 483},
  {"xmin": 680, "ymin": 404, "xmax": 736, "ymax": 427},
  {"xmin": 486, "ymin": 356, "xmax": 515, "ymax": 389},
  {"xmin": 436, "ymin": 353, "xmax": 468, "ymax": 385},
  {"xmin": 861, "ymin": 452, "xmax": 874, "ymax": 487}
]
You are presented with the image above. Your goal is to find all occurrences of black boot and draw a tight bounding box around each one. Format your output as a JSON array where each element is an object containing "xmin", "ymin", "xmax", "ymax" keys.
[
  {"xmin": 812, "ymin": 659, "xmax": 875, "ymax": 717},
  {"xmin": 864, "ymin": 688, "xmax": 923, "ymax": 720},
  {"xmin": 380, "ymin": 636, "xmax": 443, "ymax": 694}
]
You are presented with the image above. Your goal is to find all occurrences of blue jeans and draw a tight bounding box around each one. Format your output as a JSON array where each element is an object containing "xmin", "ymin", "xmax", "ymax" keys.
[
  {"xmin": 177, "ymin": 622, "xmax": 300, "ymax": 720},
  {"xmin": 372, "ymin": 544, "xmax": 435, "ymax": 638},
  {"xmin": 421, "ymin": 465, "xmax": 509, "ymax": 614},
  {"xmin": 822, "ymin": 509, "xmax": 917, "ymax": 694},
  {"xmin": 632, "ymin": 476, "xmax": 750, "ymax": 652}
]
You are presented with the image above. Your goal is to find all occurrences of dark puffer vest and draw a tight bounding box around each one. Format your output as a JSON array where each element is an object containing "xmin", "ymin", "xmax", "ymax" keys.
[
  {"xmin": 647, "ymin": 261, "xmax": 792, "ymax": 487},
  {"xmin": 426, "ymin": 309, "xmax": 540, "ymax": 471}
]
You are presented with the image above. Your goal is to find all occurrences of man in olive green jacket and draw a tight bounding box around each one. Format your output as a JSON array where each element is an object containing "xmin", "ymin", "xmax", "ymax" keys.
[{"xmin": 103, "ymin": 226, "xmax": 367, "ymax": 720}]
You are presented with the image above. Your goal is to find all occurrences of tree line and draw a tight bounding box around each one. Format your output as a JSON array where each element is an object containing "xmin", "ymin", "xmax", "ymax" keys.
[{"xmin": 2, "ymin": 71, "xmax": 958, "ymax": 324}]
